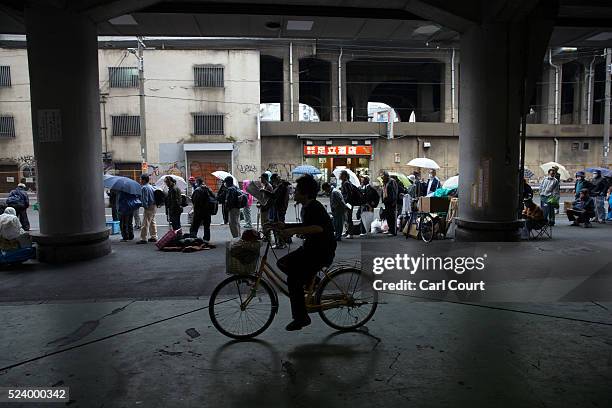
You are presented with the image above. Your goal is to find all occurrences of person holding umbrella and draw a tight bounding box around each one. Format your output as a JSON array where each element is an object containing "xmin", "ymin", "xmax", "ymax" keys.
[{"xmin": 117, "ymin": 189, "xmax": 141, "ymax": 242}]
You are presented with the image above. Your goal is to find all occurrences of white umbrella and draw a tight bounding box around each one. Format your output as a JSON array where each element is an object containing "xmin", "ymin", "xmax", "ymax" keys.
[
  {"xmin": 212, "ymin": 170, "xmax": 237, "ymax": 186},
  {"xmin": 407, "ymin": 157, "xmax": 440, "ymax": 169},
  {"xmin": 333, "ymin": 168, "xmax": 360, "ymax": 187},
  {"xmin": 442, "ymin": 175, "xmax": 459, "ymax": 189},
  {"xmin": 540, "ymin": 162, "xmax": 570, "ymax": 180},
  {"xmin": 155, "ymin": 174, "xmax": 188, "ymax": 190}
]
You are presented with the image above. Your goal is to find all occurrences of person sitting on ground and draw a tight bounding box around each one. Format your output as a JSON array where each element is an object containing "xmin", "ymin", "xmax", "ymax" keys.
[
  {"xmin": 522, "ymin": 178, "xmax": 533, "ymax": 200},
  {"xmin": 521, "ymin": 198, "xmax": 545, "ymax": 232},
  {"xmin": 0, "ymin": 207, "xmax": 31, "ymax": 250},
  {"xmin": 567, "ymin": 188, "xmax": 595, "ymax": 228},
  {"xmin": 274, "ymin": 175, "xmax": 337, "ymax": 331}
]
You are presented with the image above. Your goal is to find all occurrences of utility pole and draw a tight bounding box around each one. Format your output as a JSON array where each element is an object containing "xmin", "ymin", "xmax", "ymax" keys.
[
  {"xmin": 137, "ymin": 36, "xmax": 147, "ymax": 164},
  {"xmin": 604, "ymin": 48, "xmax": 611, "ymax": 167}
]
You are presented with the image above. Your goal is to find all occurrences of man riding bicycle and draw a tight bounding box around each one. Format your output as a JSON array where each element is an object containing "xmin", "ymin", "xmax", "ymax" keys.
[{"xmin": 272, "ymin": 174, "xmax": 337, "ymax": 331}]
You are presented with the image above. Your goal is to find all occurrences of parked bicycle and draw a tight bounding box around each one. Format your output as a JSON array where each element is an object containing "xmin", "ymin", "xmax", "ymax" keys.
[{"xmin": 209, "ymin": 226, "xmax": 378, "ymax": 339}]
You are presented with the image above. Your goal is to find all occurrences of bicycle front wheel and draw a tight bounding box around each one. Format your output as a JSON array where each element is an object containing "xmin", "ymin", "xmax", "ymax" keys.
[
  {"xmin": 315, "ymin": 268, "xmax": 378, "ymax": 331},
  {"xmin": 209, "ymin": 275, "xmax": 278, "ymax": 339}
]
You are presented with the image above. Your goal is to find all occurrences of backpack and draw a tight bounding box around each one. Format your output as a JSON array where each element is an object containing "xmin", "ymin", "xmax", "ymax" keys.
[
  {"xmin": 346, "ymin": 182, "xmax": 363, "ymax": 206},
  {"xmin": 237, "ymin": 191, "xmax": 248, "ymax": 209},
  {"xmin": 153, "ymin": 189, "xmax": 166, "ymax": 207},
  {"xmin": 180, "ymin": 194, "xmax": 189, "ymax": 207},
  {"xmin": 365, "ymin": 185, "xmax": 380, "ymax": 208},
  {"xmin": 194, "ymin": 186, "xmax": 219, "ymax": 215}
]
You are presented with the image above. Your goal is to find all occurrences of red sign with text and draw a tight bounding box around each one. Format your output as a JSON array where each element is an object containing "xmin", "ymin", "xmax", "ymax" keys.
[{"xmin": 303, "ymin": 145, "xmax": 372, "ymax": 156}]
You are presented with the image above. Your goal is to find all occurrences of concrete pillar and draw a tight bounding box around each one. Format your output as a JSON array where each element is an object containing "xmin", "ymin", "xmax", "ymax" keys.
[
  {"xmin": 540, "ymin": 64, "xmax": 561, "ymax": 124},
  {"xmin": 417, "ymin": 84, "xmax": 435, "ymax": 122},
  {"xmin": 282, "ymin": 47, "xmax": 300, "ymax": 122},
  {"xmin": 348, "ymin": 84, "xmax": 373, "ymax": 122},
  {"xmin": 25, "ymin": 6, "xmax": 110, "ymax": 262},
  {"xmin": 454, "ymin": 22, "xmax": 525, "ymax": 241},
  {"xmin": 442, "ymin": 56, "xmax": 458, "ymax": 123},
  {"xmin": 580, "ymin": 62, "xmax": 595, "ymax": 124},
  {"xmin": 330, "ymin": 58, "xmax": 347, "ymax": 122},
  {"xmin": 572, "ymin": 67, "xmax": 582, "ymax": 124}
]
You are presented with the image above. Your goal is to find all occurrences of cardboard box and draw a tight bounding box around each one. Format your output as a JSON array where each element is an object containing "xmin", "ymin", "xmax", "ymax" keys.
[{"xmin": 419, "ymin": 197, "xmax": 450, "ymax": 213}]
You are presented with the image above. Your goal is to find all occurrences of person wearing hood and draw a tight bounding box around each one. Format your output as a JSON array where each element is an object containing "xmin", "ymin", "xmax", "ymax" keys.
[
  {"xmin": 590, "ymin": 169, "xmax": 608, "ymax": 223},
  {"xmin": 0, "ymin": 207, "xmax": 30, "ymax": 250},
  {"xmin": 6, "ymin": 183, "xmax": 30, "ymax": 231},
  {"xmin": 539, "ymin": 169, "xmax": 560, "ymax": 226}
]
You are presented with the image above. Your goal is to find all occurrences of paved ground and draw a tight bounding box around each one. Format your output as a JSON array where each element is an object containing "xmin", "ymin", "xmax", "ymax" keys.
[{"xmin": 0, "ymin": 201, "xmax": 611, "ymax": 407}]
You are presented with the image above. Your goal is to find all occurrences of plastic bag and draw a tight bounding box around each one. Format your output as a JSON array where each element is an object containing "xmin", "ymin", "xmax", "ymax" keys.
[
  {"xmin": 381, "ymin": 219, "xmax": 389, "ymax": 233},
  {"xmin": 370, "ymin": 219, "xmax": 382, "ymax": 234},
  {"xmin": 361, "ymin": 211, "xmax": 375, "ymax": 234}
]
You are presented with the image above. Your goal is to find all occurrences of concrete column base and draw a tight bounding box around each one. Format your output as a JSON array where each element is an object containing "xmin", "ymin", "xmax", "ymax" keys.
[
  {"xmin": 32, "ymin": 230, "xmax": 111, "ymax": 263},
  {"xmin": 454, "ymin": 218, "xmax": 522, "ymax": 242}
]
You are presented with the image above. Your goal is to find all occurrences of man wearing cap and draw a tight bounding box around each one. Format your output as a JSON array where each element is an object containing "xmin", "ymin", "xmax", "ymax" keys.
[
  {"xmin": 590, "ymin": 170, "xmax": 608, "ymax": 223},
  {"xmin": 574, "ymin": 171, "xmax": 592, "ymax": 200},
  {"xmin": 567, "ymin": 188, "xmax": 595, "ymax": 227},
  {"xmin": 6, "ymin": 183, "xmax": 30, "ymax": 231}
]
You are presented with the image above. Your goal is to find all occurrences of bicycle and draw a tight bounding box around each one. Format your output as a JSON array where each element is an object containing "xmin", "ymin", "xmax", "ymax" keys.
[
  {"xmin": 209, "ymin": 226, "xmax": 378, "ymax": 339},
  {"xmin": 417, "ymin": 211, "xmax": 448, "ymax": 243}
]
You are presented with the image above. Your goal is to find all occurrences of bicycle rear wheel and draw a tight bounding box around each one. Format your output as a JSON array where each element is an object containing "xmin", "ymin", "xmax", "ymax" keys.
[
  {"xmin": 209, "ymin": 275, "xmax": 278, "ymax": 339},
  {"xmin": 420, "ymin": 214, "xmax": 435, "ymax": 243},
  {"xmin": 315, "ymin": 268, "xmax": 378, "ymax": 331}
]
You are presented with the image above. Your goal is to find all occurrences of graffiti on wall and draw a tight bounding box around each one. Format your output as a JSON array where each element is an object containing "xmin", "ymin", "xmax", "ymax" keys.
[
  {"xmin": 267, "ymin": 162, "xmax": 297, "ymax": 181},
  {"xmin": 237, "ymin": 164, "xmax": 257, "ymax": 175}
]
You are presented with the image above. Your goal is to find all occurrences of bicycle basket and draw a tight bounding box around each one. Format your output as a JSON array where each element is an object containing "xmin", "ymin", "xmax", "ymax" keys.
[{"xmin": 226, "ymin": 238, "xmax": 262, "ymax": 275}]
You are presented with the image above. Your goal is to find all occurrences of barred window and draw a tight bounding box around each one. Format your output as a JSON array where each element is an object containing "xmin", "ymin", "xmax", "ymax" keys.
[
  {"xmin": 0, "ymin": 66, "xmax": 10, "ymax": 87},
  {"xmin": 109, "ymin": 67, "xmax": 138, "ymax": 88},
  {"xmin": 0, "ymin": 115, "xmax": 15, "ymax": 138},
  {"xmin": 193, "ymin": 113, "xmax": 224, "ymax": 135},
  {"xmin": 194, "ymin": 65, "xmax": 224, "ymax": 87},
  {"xmin": 112, "ymin": 115, "xmax": 141, "ymax": 136}
]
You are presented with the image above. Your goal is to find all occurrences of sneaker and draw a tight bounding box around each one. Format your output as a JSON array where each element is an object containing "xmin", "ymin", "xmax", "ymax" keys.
[
  {"xmin": 273, "ymin": 244, "xmax": 287, "ymax": 249},
  {"xmin": 359, "ymin": 233, "xmax": 367, "ymax": 237},
  {"xmin": 346, "ymin": 235, "xmax": 353, "ymax": 239},
  {"xmin": 148, "ymin": 238, "xmax": 158, "ymax": 243},
  {"xmin": 285, "ymin": 317, "xmax": 311, "ymax": 331}
]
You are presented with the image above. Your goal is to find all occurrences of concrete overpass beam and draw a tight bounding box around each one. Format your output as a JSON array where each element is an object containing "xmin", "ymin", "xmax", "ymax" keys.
[{"xmin": 25, "ymin": 5, "xmax": 110, "ymax": 262}]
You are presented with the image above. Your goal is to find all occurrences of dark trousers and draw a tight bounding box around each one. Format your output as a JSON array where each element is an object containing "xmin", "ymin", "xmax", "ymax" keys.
[
  {"xmin": 222, "ymin": 204, "xmax": 229, "ymax": 224},
  {"xmin": 345, "ymin": 206, "xmax": 353, "ymax": 235},
  {"xmin": 385, "ymin": 205, "xmax": 397, "ymax": 235},
  {"xmin": 277, "ymin": 247, "xmax": 325, "ymax": 320},
  {"xmin": 272, "ymin": 209, "xmax": 287, "ymax": 245},
  {"xmin": 190, "ymin": 211, "xmax": 211, "ymax": 242},
  {"xmin": 168, "ymin": 211, "xmax": 182, "ymax": 230},
  {"xmin": 567, "ymin": 209, "xmax": 591, "ymax": 224},
  {"xmin": 11, "ymin": 205, "xmax": 30, "ymax": 231},
  {"xmin": 119, "ymin": 212, "xmax": 134, "ymax": 240}
]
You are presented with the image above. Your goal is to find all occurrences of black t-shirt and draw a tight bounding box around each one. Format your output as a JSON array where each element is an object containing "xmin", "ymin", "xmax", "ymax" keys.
[{"xmin": 301, "ymin": 199, "xmax": 336, "ymax": 263}]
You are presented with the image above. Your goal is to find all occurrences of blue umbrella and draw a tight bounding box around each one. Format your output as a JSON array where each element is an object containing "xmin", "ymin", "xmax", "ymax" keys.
[
  {"xmin": 523, "ymin": 168, "xmax": 535, "ymax": 179},
  {"xmin": 585, "ymin": 167, "xmax": 612, "ymax": 177},
  {"xmin": 103, "ymin": 175, "xmax": 142, "ymax": 195},
  {"xmin": 292, "ymin": 165, "xmax": 322, "ymax": 176}
]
